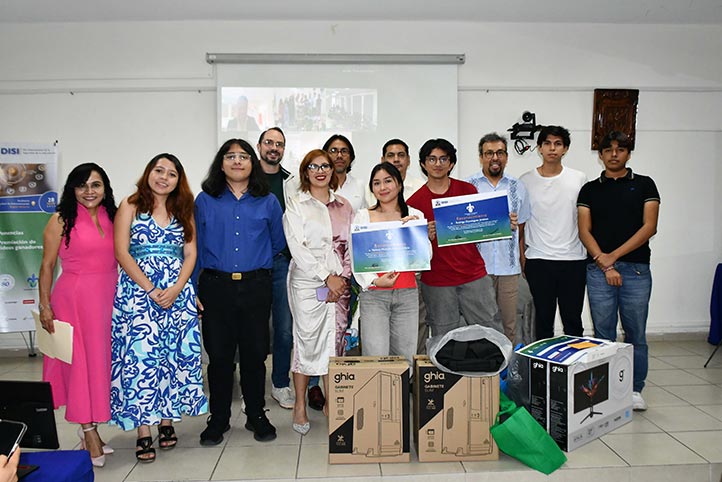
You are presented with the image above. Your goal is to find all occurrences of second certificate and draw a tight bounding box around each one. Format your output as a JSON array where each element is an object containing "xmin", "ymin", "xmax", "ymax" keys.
[{"xmin": 351, "ymin": 219, "xmax": 431, "ymax": 274}]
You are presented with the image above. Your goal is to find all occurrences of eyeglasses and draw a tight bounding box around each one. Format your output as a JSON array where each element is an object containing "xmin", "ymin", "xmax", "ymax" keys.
[
  {"xmin": 482, "ymin": 150, "xmax": 508, "ymax": 159},
  {"xmin": 224, "ymin": 152, "xmax": 251, "ymax": 162},
  {"xmin": 75, "ymin": 181, "xmax": 103, "ymax": 193},
  {"xmin": 328, "ymin": 147, "xmax": 350, "ymax": 156},
  {"xmin": 262, "ymin": 139, "xmax": 285, "ymax": 149},
  {"xmin": 425, "ymin": 156, "xmax": 451, "ymax": 165},
  {"xmin": 307, "ymin": 163, "xmax": 332, "ymax": 172}
]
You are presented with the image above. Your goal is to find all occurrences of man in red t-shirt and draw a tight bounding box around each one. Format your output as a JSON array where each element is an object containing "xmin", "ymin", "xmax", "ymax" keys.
[{"xmin": 407, "ymin": 138, "xmax": 501, "ymax": 338}]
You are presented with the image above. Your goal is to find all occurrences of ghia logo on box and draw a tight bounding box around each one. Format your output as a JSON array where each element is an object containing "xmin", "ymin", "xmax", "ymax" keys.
[
  {"xmin": 423, "ymin": 371, "xmax": 445, "ymax": 383},
  {"xmin": 333, "ymin": 372, "xmax": 355, "ymax": 383},
  {"xmin": 0, "ymin": 147, "xmax": 20, "ymax": 155}
]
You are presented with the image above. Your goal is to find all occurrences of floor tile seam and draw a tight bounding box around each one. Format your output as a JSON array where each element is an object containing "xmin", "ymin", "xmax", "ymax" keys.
[
  {"xmin": 294, "ymin": 439, "xmax": 302, "ymax": 480},
  {"xmin": 679, "ymin": 367, "xmax": 721, "ymax": 383},
  {"xmin": 599, "ymin": 436, "xmax": 633, "ymax": 468},
  {"xmin": 665, "ymin": 429, "xmax": 722, "ymax": 464},
  {"xmin": 208, "ymin": 436, "xmax": 229, "ymax": 482}
]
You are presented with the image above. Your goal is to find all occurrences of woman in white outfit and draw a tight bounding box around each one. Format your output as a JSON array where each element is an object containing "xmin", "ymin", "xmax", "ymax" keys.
[
  {"xmin": 353, "ymin": 162, "xmax": 426, "ymax": 364},
  {"xmin": 283, "ymin": 149, "xmax": 354, "ymax": 435}
]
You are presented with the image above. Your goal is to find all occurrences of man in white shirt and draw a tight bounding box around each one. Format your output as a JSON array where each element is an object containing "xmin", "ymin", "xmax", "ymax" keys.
[
  {"xmin": 366, "ymin": 139, "xmax": 425, "ymax": 206},
  {"xmin": 467, "ymin": 132, "xmax": 530, "ymax": 343},
  {"xmin": 323, "ymin": 134, "xmax": 367, "ymax": 212},
  {"xmin": 519, "ymin": 125, "xmax": 587, "ymax": 341}
]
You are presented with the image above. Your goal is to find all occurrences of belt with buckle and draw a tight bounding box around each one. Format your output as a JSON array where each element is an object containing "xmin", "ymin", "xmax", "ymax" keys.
[{"xmin": 203, "ymin": 268, "xmax": 271, "ymax": 281}]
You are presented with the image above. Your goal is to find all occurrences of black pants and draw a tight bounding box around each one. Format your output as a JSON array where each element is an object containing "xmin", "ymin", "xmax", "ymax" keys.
[
  {"xmin": 524, "ymin": 258, "xmax": 586, "ymax": 340},
  {"xmin": 199, "ymin": 269, "xmax": 272, "ymax": 425}
]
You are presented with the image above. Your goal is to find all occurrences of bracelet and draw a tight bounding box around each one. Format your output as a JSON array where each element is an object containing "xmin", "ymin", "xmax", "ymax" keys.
[
  {"xmin": 38, "ymin": 304, "xmax": 49, "ymax": 311},
  {"xmin": 602, "ymin": 266, "xmax": 615, "ymax": 273},
  {"xmin": 593, "ymin": 254, "xmax": 602, "ymax": 261},
  {"xmin": 147, "ymin": 287, "xmax": 158, "ymax": 295}
]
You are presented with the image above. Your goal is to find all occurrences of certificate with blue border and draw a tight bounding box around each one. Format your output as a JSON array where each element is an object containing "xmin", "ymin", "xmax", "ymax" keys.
[
  {"xmin": 351, "ymin": 219, "xmax": 431, "ymax": 274},
  {"xmin": 432, "ymin": 191, "xmax": 511, "ymax": 247}
]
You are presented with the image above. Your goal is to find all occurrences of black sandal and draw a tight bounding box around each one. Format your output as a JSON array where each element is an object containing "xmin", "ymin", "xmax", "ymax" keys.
[
  {"xmin": 158, "ymin": 425, "xmax": 178, "ymax": 450},
  {"xmin": 135, "ymin": 436, "xmax": 156, "ymax": 462}
]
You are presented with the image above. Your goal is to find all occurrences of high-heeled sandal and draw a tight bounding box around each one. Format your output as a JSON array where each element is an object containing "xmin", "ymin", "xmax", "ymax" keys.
[
  {"xmin": 77, "ymin": 425, "xmax": 114, "ymax": 455},
  {"xmin": 78, "ymin": 425, "xmax": 105, "ymax": 467},
  {"xmin": 158, "ymin": 425, "xmax": 178, "ymax": 450},
  {"xmin": 135, "ymin": 436, "xmax": 156, "ymax": 463}
]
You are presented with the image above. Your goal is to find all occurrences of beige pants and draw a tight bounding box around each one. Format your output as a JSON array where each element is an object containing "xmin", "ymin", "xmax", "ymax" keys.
[{"xmin": 490, "ymin": 274, "xmax": 520, "ymax": 342}]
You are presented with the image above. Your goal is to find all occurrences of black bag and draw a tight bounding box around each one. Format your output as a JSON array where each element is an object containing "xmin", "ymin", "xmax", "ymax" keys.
[{"xmin": 435, "ymin": 338, "xmax": 505, "ymax": 373}]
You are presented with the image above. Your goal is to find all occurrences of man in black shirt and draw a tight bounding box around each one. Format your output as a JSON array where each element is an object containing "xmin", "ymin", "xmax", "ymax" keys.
[
  {"xmin": 577, "ymin": 131, "xmax": 660, "ymax": 411},
  {"xmin": 257, "ymin": 127, "xmax": 295, "ymax": 410}
]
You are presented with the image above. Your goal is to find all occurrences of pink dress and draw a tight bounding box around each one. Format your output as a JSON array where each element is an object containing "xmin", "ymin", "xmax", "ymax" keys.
[{"xmin": 43, "ymin": 204, "xmax": 117, "ymax": 423}]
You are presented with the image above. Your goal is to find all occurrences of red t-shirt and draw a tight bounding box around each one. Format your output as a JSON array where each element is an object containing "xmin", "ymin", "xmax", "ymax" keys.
[{"xmin": 407, "ymin": 179, "xmax": 487, "ymax": 287}]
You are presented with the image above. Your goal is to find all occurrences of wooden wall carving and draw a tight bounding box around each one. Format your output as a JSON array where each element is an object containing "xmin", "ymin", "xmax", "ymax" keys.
[{"xmin": 591, "ymin": 89, "xmax": 639, "ymax": 150}]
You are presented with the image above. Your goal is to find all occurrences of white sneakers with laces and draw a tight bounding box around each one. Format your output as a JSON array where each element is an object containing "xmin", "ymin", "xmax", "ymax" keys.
[
  {"xmin": 632, "ymin": 391, "xmax": 648, "ymax": 411},
  {"xmin": 271, "ymin": 386, "xmax": 295, "ymax": 409}
]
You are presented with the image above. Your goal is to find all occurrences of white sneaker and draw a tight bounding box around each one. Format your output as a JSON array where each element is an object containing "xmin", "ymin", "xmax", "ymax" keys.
[
  {"xmin": 632, "ymin": 391, "xmax": 648, "ymax": 411},
  {"xmin": 271, "ymin": 386, "xmax": 295, "ymax": 409}
]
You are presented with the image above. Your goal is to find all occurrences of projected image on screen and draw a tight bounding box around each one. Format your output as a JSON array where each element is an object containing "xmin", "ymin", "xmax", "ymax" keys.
[
  {"xmin": 221, "ymin": 87, "xmax": 378, "ymax": 170},
  {"xmin": 221, "ymin": 87, "xmax": 377, "ymax": 133}
]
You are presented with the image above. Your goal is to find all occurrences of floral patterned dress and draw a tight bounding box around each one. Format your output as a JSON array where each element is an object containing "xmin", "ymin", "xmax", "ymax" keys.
[{"xmin": 110, "ymin": 213, "xmax": 207, "ymax": 430}]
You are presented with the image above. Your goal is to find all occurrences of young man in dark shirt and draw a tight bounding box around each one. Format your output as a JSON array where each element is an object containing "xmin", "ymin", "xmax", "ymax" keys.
[{"xmin": 577, "ymin": 131, "xmax": 660, "ymax": 411}]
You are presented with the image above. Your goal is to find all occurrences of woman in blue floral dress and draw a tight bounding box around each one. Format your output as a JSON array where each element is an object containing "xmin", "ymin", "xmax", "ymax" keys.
[{"xmin": 110, "ymin": 153, "xmax": 207, "ymax": 462}]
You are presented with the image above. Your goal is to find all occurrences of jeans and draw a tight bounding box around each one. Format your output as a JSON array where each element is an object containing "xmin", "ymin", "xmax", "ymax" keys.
[
  {"xmin": 524, "ymin": 258, "xmax": 586, "ymax": 340},
  {"xmin": 587, "ymin": 262, "xmax": 651, "ymax": 392},
  {"xmin": 270, "ymin": 254, "xmax": 293, "ymax": 389},
  {"xmin": 359, "ymin": 288, "xmax": 418, "ymax": 363}
]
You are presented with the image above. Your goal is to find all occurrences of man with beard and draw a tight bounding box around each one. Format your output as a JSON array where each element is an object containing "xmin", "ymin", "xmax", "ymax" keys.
[
  {"xmin": 323, "ymin": 134, "xmax": 367, "ymax": 212},
  {"xmin": 467, "ymin": 133, "xmax": 530, "ymax": 343},
  {"xmin": 255, "ymin": 127, "xmax": 296, "ymax": 410}
]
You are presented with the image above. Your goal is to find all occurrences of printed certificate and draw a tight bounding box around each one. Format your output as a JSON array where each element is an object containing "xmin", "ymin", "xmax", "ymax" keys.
[
  {"xmin": 351, "ymin": 219, "xmax": 431, "ymax": 274},
  {"xmin": 432, "ymin": 191, "xmax": 511, "ymax": 247}
]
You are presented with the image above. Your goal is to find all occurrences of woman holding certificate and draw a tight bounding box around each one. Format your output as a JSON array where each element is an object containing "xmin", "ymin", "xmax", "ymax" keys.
[
  {"xmin": 353, "ymin": 162, "xmax": 425, "ymax": 363},
  {"xmin": 110, "ymin": 154, "xmax": 207, "ymax": 462},
  {"xmin": 38, "ymin": 163, "xmax": 118, "ymax": 467},
  {"xmin": 283, "ymin": 149, "xmax": 354, "ymax": 435}
]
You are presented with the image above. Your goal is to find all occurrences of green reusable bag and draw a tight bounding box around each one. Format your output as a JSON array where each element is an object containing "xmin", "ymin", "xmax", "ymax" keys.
[{"xmin": 490, "ymin": 392, "xmax": 567, "ymax": 475}]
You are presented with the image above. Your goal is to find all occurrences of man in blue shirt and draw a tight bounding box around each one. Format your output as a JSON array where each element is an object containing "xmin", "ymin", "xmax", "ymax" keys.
[
  {"xmin": 194, "ymin": 138, "xmax": 286, "ymax": 445},
  {"xmin": 467, "ymin": 132, "xmax": 530, "ymax": 342}
]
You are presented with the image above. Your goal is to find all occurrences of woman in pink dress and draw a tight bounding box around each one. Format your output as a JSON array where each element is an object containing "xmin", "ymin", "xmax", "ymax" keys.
[{"xmin": 38, "ymin": 163, "xmax": 118, "ymax": 467}]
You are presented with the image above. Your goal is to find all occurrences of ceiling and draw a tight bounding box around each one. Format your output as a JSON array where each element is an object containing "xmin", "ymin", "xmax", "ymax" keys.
[{"xmin": 2, "ymin": 0, "xmax": 722, "ymax": 24}]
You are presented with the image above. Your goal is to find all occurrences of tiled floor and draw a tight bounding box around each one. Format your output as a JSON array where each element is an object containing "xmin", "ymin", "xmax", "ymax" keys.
[{"xmin": 1, "ymin": 336, "xmax": 721, "ymax": 482}]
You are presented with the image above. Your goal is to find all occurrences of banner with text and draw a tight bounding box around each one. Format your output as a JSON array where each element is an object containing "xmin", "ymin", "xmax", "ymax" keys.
[{"xmin": 0, "ymin": 143, "xmax": 58, "ymax": 332}]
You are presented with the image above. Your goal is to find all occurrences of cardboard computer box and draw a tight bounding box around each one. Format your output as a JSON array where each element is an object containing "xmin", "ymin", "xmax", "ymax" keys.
[
  {"xmin": 413, "ymin": 356, "xmax": 499, "ymax": 462},
  {"xmin": 328, "ymin": 356, "xmax": 410, "ymax": 464},
  {"xmin": 515, "ymin": 336, "xmax": 633, "ymax": 451}
]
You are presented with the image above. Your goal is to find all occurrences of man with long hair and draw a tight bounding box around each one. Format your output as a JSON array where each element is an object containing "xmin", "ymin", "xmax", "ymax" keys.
[{"xmin": 193, "ymin": 139, "xmax": 286, "ymax": 445}]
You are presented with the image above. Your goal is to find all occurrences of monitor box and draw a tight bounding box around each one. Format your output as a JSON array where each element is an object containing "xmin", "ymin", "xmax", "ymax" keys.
[
  {"xmin": 413, "ymin": 356, "xmax": 499, "ymax": 462},
  {"xmin": 328, "ymin": 356, "xmax": 410, "ymax": 464},
  {"xmin": 516, "ymin": 336, "xmax": 633, "ymax": 451}
]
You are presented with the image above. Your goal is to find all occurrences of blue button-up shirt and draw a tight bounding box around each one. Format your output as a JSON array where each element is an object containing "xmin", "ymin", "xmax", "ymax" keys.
[
  {"xmin": 192, "ymin": 188, "xmax": 286, "ymax": 286},
  {"xmin": 466, "ymin": 172, "xmax": 531, "ymax": 276}
]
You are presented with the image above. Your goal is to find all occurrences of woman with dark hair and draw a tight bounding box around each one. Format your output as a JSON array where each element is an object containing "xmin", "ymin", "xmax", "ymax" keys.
[
  {"xmin": 283, "ymin": 149, "xmax": 354, "ymax": 435},
  {"xmin": 353, "ymin": 162, "xmax": 426, "ymax": 363},
  {"xmin": 38, "ymin": 163, "xmax": 118, "ymax": 467},
  {"xmin": 110, "ymin": 154, "xmax": 207, "ymax": 462},
  {"xmin": 194, "ymin": 139, "xmax": 284, "ymax": 446}
]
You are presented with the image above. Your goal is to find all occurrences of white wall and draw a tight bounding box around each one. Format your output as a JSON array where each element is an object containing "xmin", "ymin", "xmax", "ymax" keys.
[{"xmin": 1, "ymin": 20, "xmax": 721, "ymax": 343}]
